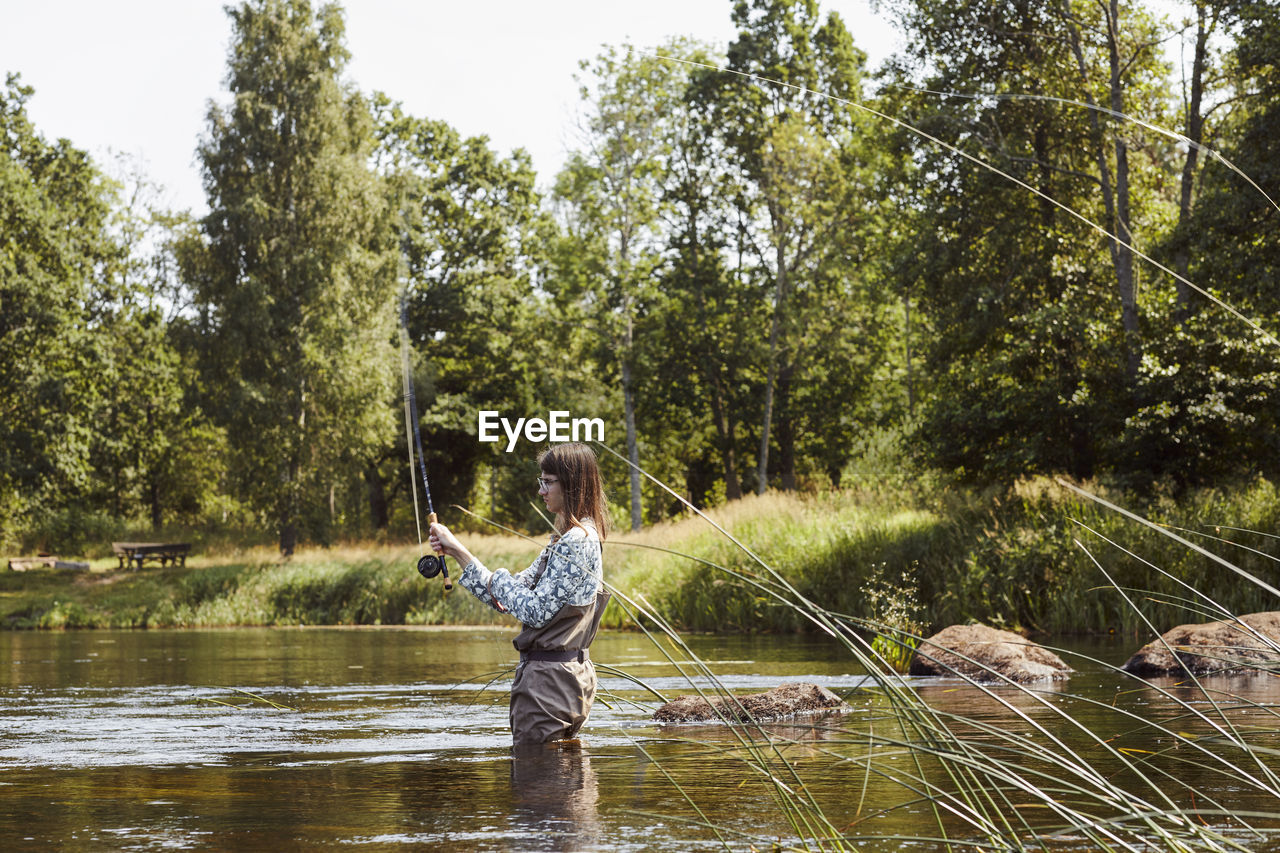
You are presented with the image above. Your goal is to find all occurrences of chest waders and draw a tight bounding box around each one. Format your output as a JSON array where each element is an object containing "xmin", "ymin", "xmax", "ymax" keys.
[{"xmin": 509, "ymin": 534, "xmax": 611, "ymax": 745}]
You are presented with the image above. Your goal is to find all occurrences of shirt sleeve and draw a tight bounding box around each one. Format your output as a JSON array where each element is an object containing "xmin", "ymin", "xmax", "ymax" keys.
[
  {"xmin": 477, "ymin": 532, "xmax": 601, "ymax": 628},
  {"xmin": 459, "ymin": 549, "xmax": 543, "ymax": 612}
]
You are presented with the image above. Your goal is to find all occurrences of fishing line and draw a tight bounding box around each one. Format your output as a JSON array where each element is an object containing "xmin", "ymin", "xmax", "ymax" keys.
[
  {"xmin": 399, "ymin": 292, "xmax": 452, "ymax": 590},
  {"xmin": 641, "ymin": 51, "xmax": 1280, "ymax": 349}
]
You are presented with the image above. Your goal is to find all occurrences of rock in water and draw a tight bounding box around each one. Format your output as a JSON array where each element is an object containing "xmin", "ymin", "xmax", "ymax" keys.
[
  {"xmin": 1122, "ymin": 611, "xmax": 1280, "ymax": 676},
  {"xmin": 652, "ymin": 682, "xmax": 849, "ymax": 723},
  {"xmin": 909, "ymin": 624, "xmax": 1072, "ymax": 683}
]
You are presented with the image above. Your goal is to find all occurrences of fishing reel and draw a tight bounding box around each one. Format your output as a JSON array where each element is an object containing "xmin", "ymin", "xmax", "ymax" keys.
[
  {"xmin": 417, "ymin": 554, "xmax": 445, "ymax": 578},
  {"xmin": 418, "ymin": 552, "xmax": 453, "ymax": 591}
]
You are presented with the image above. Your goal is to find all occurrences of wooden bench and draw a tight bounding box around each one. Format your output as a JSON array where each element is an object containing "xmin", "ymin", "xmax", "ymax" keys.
[{"xmin": 112, "ymin": 542, "xmax": 192, "ymax": 570}]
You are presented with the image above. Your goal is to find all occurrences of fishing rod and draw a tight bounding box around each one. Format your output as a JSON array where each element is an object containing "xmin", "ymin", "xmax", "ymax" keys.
[{"xmin": 399, "ymin": 292, "xmax": 452, "ymax": 591}]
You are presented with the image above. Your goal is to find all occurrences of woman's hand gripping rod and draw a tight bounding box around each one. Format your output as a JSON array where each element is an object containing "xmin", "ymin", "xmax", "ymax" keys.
[{"xmin": 419, "ymin": 513, "xmax": 452, "ymax": 589}]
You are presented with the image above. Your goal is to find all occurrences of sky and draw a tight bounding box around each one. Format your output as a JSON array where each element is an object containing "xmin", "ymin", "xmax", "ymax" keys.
[{"xmin": 2, "ymin": 0, "xmax": 902, "ymax": 215}]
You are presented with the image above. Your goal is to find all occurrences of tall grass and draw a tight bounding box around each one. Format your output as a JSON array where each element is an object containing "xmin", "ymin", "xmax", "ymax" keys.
[
  {"xmin": 605, "ymin": 449, "xmax": 1280, "ymax": 851},
  {"xmin": 601, "ymin": 474, "xmax": 1280, "ymax": 637},
  {"xmin": 1, "ymin": 536, "xmax": 543, "ymax": 629},
  {"xmin": 7, "ymin": 475, "xmax": 1280, "ymax": 634}
]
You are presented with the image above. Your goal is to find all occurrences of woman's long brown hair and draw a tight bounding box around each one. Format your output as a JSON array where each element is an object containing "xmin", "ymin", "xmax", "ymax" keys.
[{"xmin": 537, "ymin": 443, "xmax": 609, "ymax": 540}]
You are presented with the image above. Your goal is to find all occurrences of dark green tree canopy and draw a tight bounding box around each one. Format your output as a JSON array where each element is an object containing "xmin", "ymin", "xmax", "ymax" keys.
[
  {"xmin": 192, "ymin": 0, "xmax": 398, "ymax": 553},
  {"xmin": 0, "ymin": 74, "xmax": 122, "ymax": 542}
]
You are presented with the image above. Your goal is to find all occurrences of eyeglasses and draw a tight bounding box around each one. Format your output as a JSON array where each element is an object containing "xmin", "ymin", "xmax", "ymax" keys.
[{"xmin": 537, "ymin": 476, "xmax": 559, "ymax": 490}]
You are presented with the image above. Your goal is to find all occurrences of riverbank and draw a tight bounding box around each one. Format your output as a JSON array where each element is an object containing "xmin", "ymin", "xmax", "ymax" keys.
[{"xmin": 4, "ymin": 477, "xmax": 1277, "ymax": 633}]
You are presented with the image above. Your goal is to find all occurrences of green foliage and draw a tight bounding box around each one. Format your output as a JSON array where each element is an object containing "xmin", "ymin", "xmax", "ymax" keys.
[
  {"xmin": 191, "ymin": 0, "xmax": 398, "ymax": 554},
  {"xmin": 38, "ymin": 600, "xmax": 94, "ymax": 630},
  {"xmin": 373, "ymin": 96, "xmax": 572, "ymax": 534},
  {"xmin": 862, "ymin": 566, "xmax": 927, "ymax": 672},
  {"xmin": 1156, "ymin": 0, "xmax": 1280, "ymax": 487},
  {"xmin": 552, "ymin": 42, "xmax": 693, "ymax": 530},
  {"xmin": 0, "ymin": 74, "xmax": 121, "ymax": 546},
  {"xmin": 21, "ymin": 509, "xmax": 123, "ymax": 557},
  {"xmin": 0, "ymin": 546, "xmax": 514, "ymax": 629},
  {"xmin": 4, "ymin": 474, "xmax": 1280, "ymax": 636},
  {"xmin": 607, "ymin": 475, "xmax": 1280, "ymax": 637},
  {"xmin": 703, "ymin": 0, "xmax": 888, "ymax": 494},
  {"xmin": 879, "ymin": 0, "xmax": 1190, "ymax": 484},
  {"xmin": 3, "ymin": 0, "xmax": 1279, "ymax": 593}
]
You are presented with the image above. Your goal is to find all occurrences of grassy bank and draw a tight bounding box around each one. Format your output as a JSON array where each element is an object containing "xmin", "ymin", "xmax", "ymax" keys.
[
  {"xmin": 0, "ymin": 540, "xmax": 536, "ymax": 630},
  {"xmin": 3, "ymin": 477, "xmax": 1278, "ymax": 633},
  {"xmin": 635, "ymin": 477, "xmax": 1280, "ymax": 635}
]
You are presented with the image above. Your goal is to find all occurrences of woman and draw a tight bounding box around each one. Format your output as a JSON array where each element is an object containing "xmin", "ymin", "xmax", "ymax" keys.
[{"xmin": 429, "ymin": 442, "xmax": 611, "ymax": 746}]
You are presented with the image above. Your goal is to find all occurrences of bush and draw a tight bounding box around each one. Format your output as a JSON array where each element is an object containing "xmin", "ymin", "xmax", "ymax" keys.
[
  {"xmin": 22, "ymin": 508, "xmax": 123, "ymax": 558},
  {"xmin": 38, "ymin": 600, "xmax": 94, "ymax": 629}
]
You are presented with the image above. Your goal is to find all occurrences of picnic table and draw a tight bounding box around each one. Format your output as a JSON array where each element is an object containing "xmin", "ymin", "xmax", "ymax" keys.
[{"xmin": 112, "ymin": 542, "xmax": 191, "ymax": 570}]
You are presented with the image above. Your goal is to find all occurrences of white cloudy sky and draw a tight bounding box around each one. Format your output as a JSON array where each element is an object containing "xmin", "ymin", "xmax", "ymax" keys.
[{"xmin": 2, "ymin": 0, "xmax": 903, "ymax": 214}]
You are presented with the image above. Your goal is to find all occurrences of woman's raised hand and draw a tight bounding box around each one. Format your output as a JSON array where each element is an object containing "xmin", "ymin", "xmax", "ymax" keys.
[{"xmin": 428, "ymin": 522, "xmax": 461, "ymax": 558}]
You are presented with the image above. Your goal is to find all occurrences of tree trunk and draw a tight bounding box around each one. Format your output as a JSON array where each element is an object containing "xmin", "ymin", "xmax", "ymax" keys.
[
  {"xmin": 279, "ymin": 451, "xmax": 300, "ymax": 555},
  {"xmin": 621, "ymin": 356, "xmax": 642, "ymax": 531},
  {"xmin": 1174, "ymin": 3, "xmax": 1210, "ymax": 323},
  {"xmin": 1107, "ymin": 0, "xmax": 1140, "ymax": 384},
  {"xmin": 280, "ymin": 518, "xmax": 297, "ymax": 557},
  {"xmin": 279, "ymin": 464, "xmax": 298, "ymax": 555},
  {"xmin": 757, "ymin": 244, "xmax": 788, "ymax": 495},
  {"xmin": 695, "ymin": 278, "xmax": 742, "ymax": 501},
  {"xmin": 708, "ymin": 369, "xmax": 742, "ymax": 500},
  {"xmin": 1062, "ymin": 0, "xmax": 1139, "ymax": 388},
  {"xmin": 616, "ymin": 215, "xmax": 643, "ymax": 530},
  {"xmin": 149, "ymin": 477, "xmax": 162, "ymax": 531},
  {"xmin": 281, "ymin": 377, "xmax": 305, "ymax": 556},
  {"xmin": 777, "ymin": 364, "xmax": 797, "ymax": 491},
  {"xmin": 620, "ymin": 291, "xmax": 642, "ymax": 531},
  {"xmin": 364, "ymin": 460, "xmax": 389, "ymax": 530},
  {"xmin": 903, "ymin": 290, "xmax": 914, "ymax": 417}
]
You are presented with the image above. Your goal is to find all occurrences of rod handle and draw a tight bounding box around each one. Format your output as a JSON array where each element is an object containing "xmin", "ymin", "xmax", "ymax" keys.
[{"xmin": 427, "ymin": 513, "xmax": 453, "ymax": 591}]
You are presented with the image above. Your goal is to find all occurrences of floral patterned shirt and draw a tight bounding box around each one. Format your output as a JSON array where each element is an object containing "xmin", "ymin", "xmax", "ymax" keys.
[{"xmin": 459, "ymin": 522, "xmax": 602, "ymax": 628}]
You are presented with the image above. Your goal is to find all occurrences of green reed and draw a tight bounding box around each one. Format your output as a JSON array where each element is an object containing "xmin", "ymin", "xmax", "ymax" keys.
[{"xmin": 601, "ymin": 445, "xmax": 1280, "ymax": 851}]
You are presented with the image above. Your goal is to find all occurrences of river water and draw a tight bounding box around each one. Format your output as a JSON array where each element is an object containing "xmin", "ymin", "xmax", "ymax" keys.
[{"xmin": 2, "ymin": 628, "xmax": 1279, "ymax": 850}]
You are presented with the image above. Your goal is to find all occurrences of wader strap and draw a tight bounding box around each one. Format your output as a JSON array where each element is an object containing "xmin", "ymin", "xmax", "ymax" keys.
[{"xmin": 521, "ymin": 649, "xmax": 587, "ymax": 663}]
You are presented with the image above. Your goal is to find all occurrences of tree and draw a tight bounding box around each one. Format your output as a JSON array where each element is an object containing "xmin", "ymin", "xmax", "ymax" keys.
[
  {"xmin": 879, "ymin": 0, "xmax": 1178, "ymax": 482},
  {"xmin": 61, "ymin": 158, "xmax": 223, "ymax": 531},
  {"xmin": 1054, "ymin": 0, "xmax": 1175, "ymax": 387},
  {"xmin": 553, "ymin": 44, "xmax": 685, "ymax": 530},
  {"xmin": 191, "ymin": 0, "xmax": 398, "ymax": 554},
  {"xmin": 1167, "ymin": 0, "xmax": 1228, "ymax": 321},
  {"xmin": 0, "ymin": 74, "xmax": 121, "ymax": 547},
  {"xmin": 1188, "ymin": 0, "xmax": 1280, "ymax": 308},
  {"xmin": 1151, "ymin": 0, "xmax": 1280, "ymax": 485},
  {"xmin": 656, "ymin": 41, "xmax": 758, "ymax": 501},
  {"xmin": 700, "ymin": 0, "xmax": 873, "ymax": 492},
  {"xmin": 374, "ymin": 98, "xmax": 567, "ymax": 533}
]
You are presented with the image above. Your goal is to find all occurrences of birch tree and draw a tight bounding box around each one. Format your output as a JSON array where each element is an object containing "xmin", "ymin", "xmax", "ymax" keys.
[{"xmin": 553, "ymin": 45, "xmax": 682, "ymax": 530}]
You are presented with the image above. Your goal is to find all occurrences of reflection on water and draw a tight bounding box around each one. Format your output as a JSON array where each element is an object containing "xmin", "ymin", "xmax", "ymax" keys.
[
  {"xmin": 1, "ymin": 629, "xmax": 1279, "ymax": 850},
  {"xmin": 511, "ymin": 744, "xmax": 602, "ymax": 850}
]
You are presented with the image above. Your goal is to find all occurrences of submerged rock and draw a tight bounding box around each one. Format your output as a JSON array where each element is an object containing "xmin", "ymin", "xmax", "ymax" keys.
[
  {"xmin": 1122, "ymin": 611, "xmax": 1280, "ymax": 676},
  {"xmin": 909, "ymin": 624, "xmax": 1072, "ymax": 683},
  {"xmin": 652, "ymin": 682, "xmax": 849, "ymax": 723}
]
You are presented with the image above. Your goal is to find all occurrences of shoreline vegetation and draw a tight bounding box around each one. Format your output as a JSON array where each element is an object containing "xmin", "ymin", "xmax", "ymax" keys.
[{"xmin": 6, "ymin": 475, "xmax": 1277, "ymax": 635}]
